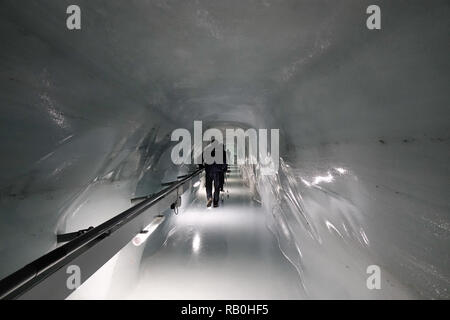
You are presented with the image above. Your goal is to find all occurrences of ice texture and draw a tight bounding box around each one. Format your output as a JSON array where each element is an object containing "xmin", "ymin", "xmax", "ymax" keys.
[{"xmin": 0, "ymin": 0, "xmax": 449, "ymax": 298}]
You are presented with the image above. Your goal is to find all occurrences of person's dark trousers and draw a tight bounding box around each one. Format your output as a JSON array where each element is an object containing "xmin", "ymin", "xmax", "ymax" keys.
[
  {"xmin": 219, "ymin": 171, "xmax": 224, "ymax": 191},
  {"xmin": 213, "ymin": 172, "xmax": 221, "ymax": 204},
  {"xmin": 205, "ymin": 171, "xmax": 221, "ymax": 205},
  {"xmin": 205, "ymin": 171, "xmax": 213, "ymax": 200}
]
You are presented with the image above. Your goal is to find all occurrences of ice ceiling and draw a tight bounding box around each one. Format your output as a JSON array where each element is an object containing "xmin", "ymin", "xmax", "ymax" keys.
[{"xmin": 0, "ymin": 0, "xmax": 449, "ymax": 298}]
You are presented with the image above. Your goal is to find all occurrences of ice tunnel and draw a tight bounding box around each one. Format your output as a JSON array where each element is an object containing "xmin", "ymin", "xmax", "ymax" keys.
[{"xmin": 0, "ymin": 0, "xmax": 449, "ymax": 300}]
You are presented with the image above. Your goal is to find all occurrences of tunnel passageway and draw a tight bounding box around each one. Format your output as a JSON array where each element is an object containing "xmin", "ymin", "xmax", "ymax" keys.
[
  {"xmin": 132, "ymin": 167, "xmax": 302, "ymax": 299},
  {"xmin": 69, "ymin": 166, "xmax": 304, "ymax": 299},
  {"xmin": 0, "ymin": 0, "xmax": 449, "ymax": 300}
]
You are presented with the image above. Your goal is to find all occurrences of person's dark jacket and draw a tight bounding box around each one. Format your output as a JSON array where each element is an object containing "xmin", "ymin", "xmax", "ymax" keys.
[{"xmin": 200, "ymin": 142, "xmax": 227, "ymax": 174}]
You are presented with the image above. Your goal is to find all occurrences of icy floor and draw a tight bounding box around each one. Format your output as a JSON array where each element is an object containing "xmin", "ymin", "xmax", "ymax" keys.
[{"xmin": 127, "ymin": 171, "xmax": 303, "ymax": 299}]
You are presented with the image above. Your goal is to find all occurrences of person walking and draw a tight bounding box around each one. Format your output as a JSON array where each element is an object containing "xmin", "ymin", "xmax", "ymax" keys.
[{"xmin": 201, "ymin": 138, "xmax": 226, "ymax": 208}]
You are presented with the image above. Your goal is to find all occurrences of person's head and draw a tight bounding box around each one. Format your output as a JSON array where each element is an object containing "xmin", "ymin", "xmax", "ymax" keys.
[{"xmin": 210, "ymin": 137, "xmax": 215, "ymax": 143}]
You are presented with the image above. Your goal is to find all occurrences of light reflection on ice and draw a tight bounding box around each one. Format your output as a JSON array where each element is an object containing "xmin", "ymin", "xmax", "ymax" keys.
[
  {"xmin": 335, "ymin": 167, "xmax": 347, "ymax": 174},
  {"xmin": 192, "ymin": 233, "xmax": 201, "ymax": 253},
  {"xmin": 300, "ymin": 167, "xmax": 348, "ymax": 187},
  {"xmin": 312, "ymin": 172, "xmax": 334, "ymax": 185},
  {"xmin": 244, "ymin": 158, "xmax": 414, "ymax": 298},
  {"xmin": 325, "ymin": 220, "xmax": 344, "ymax": 238}
]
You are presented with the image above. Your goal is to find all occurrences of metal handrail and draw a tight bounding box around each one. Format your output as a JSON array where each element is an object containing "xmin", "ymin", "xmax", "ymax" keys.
[{"xmin": 0, "ymin": 168, "xmax": 203, "ymax": 299}]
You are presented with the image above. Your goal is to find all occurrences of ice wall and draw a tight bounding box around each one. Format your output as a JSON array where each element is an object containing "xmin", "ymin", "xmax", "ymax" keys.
[
  {"xmin": 0, "ymin": 0, "xmax": 192, "ymax": 279},
  {"xmin": 0, "ymin": 0, "xmax": 449, "ymax": 298},
  {"xmin": 249, "ymin": 146, "xmax": 449, "ymax": 298}
]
